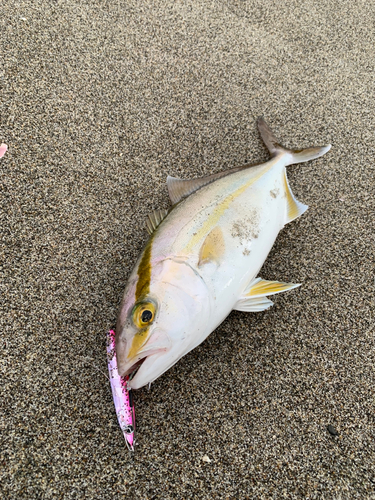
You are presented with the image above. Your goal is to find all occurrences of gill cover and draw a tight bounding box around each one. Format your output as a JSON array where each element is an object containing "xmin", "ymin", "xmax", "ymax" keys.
[{"xmin": 116, "ymin": 258, "xmax": 211, "ymax": 388}]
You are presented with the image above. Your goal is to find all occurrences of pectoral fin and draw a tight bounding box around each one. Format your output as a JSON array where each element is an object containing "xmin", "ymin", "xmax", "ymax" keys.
[
  {"xmin": 234, "ymin": 278, "xmax": 300, "ymax": 312},
  {"xmin": 198, "ymin": 226, "xmax": 225, "ymax": 267}
]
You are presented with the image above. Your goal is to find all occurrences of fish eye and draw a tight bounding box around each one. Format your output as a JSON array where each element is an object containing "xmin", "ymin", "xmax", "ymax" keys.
[
  {"xmin": 132, "ymin": 301, "xmax": 156, "ymax": 328},
  {"xmin": 141, "ymin": 310, "xmax": 153, "ymax": 323}
]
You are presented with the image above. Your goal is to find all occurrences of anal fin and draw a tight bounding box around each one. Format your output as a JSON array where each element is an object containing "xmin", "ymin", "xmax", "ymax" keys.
[
  {"xmin": 234, "ymin": 278, "xmax": 300, "ymax": 312},
  {"xmin": 283, "ymin": 170, "xmax": 308, "ymax": 223}
]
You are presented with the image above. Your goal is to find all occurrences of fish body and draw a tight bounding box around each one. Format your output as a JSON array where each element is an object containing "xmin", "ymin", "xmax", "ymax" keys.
[
  {"xmin": 116, "ymin": 118, "xmax": 331, "ymax": 390},
  {"xmin": 106, "ymin": 330, "xmax": 135, "ymax": 450},
  {"xmin": 0, "ymin": 144, "xmax": 7, "ymax": 158}
]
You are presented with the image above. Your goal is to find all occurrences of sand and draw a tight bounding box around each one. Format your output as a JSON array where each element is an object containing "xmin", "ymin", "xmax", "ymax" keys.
[{"xmin": 1, "ymin": 0, "xmax": 374, "ymax": 498}]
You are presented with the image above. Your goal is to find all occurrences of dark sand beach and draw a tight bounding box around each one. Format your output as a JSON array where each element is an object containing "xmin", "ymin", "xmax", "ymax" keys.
[{"xmin": 1, "ymin": 1, "xmax": 374, "ymax": 498}]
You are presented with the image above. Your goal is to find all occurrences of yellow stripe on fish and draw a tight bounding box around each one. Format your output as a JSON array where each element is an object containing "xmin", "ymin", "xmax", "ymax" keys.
[
  {"xmin": 184, "ymin": 160, "xmax": 277, "ymax": 253},
  {"xmin": 127, "ymin": 326, "xmax": 150, "ymax": 360},
  {"xmin": 135, "ymin": 235, "xmax": 154, "ymax": 301},
  {"xmin": 128, "ymin": 236, "xmax": 155, "ymax": 360}
]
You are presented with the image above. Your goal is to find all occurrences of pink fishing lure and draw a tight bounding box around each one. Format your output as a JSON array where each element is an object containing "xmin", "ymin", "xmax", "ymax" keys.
[
  {"xmin": 0, "ymin": 144, "xmax": 7, "ymax": 158},
  {"xmin": 106, "ymin": 329, "xmax": 135, "ymax": 451}
]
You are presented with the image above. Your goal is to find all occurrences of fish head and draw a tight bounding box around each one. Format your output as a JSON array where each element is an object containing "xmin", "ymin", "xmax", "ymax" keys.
[{"xmin": 116, "ymin": 258, "xmax": 210, "ymax": 389}]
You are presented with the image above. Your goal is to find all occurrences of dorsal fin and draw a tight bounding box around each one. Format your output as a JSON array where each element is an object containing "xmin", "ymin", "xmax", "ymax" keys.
[
  {"xmin": 145, "ymin": 209, "xmax": 169, "ymax": 235},
  {"xmin": 167, "ymin": 164, "xmax": 258, "ymax": 205},
  {"xmin": 168, "ymin": 118, "xmax": 331, "ymax": 206}
]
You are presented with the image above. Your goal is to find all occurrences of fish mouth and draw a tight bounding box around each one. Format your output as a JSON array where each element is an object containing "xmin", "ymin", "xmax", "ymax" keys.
[
  {"xmin": 121, "ymin": 356, "xmax": 147, "ymax": 378},
  {"xmin": 128, "ymin": 348, "xmax": 185, "ymax": 390},
  {"xmin": 127, "ymin": 351, "xmax": 168, "ymax": 390},
  {"xmin": 119, "ymin": 348, "xmax": 167, "ymax": 385},
  {"xmin": 118, "ymin": 328, "xmax": 172, "ymax": 382}
]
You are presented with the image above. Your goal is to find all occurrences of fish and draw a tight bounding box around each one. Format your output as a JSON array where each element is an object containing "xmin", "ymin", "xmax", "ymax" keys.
[
  {"xmin": 106, "ymin": 329, "xmax": 135, "ymax": 450},
  {"xmin": 115, "ymin": 118, "xmax": 331, "ymax": 390},
  {"xmin": 0, "ymin": 144, "xmax": 7, "ymax": 158}
]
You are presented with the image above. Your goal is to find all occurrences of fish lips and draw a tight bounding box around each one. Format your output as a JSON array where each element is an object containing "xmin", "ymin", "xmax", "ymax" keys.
[
  {"xmin": 118, "ymin": 328, "xmax": 171, "ymax": 381},
  {"xmin": 128, "ymin": 350, "xmax": 176, "ymax": 390}
]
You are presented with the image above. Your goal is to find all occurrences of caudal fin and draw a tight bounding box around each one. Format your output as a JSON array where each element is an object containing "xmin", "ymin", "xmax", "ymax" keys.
[{"xmin": 257, "ymin": 117, "xmax": 331, "ymax": 165}]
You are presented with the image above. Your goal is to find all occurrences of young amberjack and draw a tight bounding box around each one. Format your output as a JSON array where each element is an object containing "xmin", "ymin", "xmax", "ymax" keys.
[{"xmin": 115, "ymin": 118, "xmax": 331, "ymax": 389}]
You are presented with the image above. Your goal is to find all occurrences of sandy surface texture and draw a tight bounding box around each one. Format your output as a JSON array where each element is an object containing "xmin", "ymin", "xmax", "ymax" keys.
[{"xmin": 1, "ymin": 0, "xmax": 374, "ymax": 498}]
